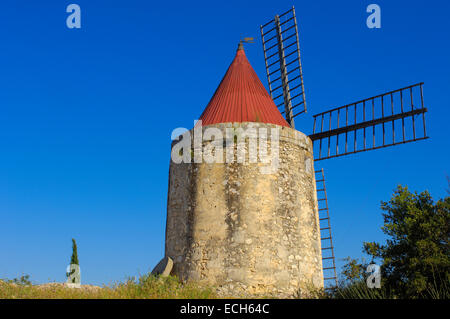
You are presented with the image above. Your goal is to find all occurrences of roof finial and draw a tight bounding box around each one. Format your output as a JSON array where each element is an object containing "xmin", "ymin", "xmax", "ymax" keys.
[{"xmin": 238, "ymin": 37, "xmax": 254, "ymax": 51}]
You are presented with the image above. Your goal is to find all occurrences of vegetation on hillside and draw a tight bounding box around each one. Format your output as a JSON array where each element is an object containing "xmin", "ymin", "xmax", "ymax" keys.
[
  {"xmin": 333, "ymin": 185, "xmax": 449, "ymax": 299},
  {"xmin": 0, "ymin": 274, "xmax": 216, "ymax": 299}
]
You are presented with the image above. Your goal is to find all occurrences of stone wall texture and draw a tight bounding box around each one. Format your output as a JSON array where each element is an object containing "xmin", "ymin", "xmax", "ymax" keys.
[{"xmin": 165, "ymin": 122, "xmax": 323, "ymax": 297}]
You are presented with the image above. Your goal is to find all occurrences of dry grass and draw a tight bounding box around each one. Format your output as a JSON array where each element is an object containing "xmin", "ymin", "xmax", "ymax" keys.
[{"xmin": 0, "ymin": 274, "xmax": 217, "ymax": 299}]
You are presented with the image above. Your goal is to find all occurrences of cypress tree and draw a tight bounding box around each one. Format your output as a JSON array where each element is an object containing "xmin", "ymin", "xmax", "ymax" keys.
[{"xmin": 70, "ymin": 238, "xmax": 79, "ymax": 265}]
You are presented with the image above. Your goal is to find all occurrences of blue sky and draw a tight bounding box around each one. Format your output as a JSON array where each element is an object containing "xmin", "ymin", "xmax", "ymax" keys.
[{"xmin": 0, "ymin": 1, "xmax": 448, "ymax": 285}]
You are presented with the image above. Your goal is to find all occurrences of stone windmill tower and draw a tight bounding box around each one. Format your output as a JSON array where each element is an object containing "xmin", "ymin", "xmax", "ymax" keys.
[
  {"xmin": 162, "ymin": 7, "xmax": 429, "ymax": 297},
  {"xmin": 165, "ymin": 43, "xmax": 322, "ymax": 297}
]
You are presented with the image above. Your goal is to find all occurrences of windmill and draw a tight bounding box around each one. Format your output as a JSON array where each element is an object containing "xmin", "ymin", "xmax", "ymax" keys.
[
  {"xmin": 162, "ymin": 6, "xmax": 430, "ymax": 298},
  {"xmin": 260, "ymin": 6, "xmax": 429, "ymax": 289}
]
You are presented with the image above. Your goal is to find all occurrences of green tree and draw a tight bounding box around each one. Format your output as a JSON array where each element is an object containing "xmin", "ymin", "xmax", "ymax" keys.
[
  {"xmin": 66, "ymin": 238, "xmax": 80, "ymax": 283},
  {"xmin": 363, "ymin": 185, "xmax": 449, "ymax": 298},
  {"xmin": 340, "ymin": 257, "xmax": 367, "ymax": 284},
  {"xmin": 70, "ymin": 238, "xmax": 79, "ymax": 265}
]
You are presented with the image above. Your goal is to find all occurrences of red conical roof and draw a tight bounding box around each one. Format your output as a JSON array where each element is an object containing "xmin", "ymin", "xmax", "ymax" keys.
[{"xmin": 199, "ymin": 46, "xmax": 290, "ymax": 127}]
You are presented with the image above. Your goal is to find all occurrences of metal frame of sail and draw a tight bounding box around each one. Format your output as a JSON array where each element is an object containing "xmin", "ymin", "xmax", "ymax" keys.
[
  {"xmin": 315, "ymin": 169, "xmax": 338, "ymax": 289},
  {"xmin": 260, "ymin": 6, "xmax": 307, "ymax": 128},
  {"xmin": 310, "ymin": 82, "xmax": 428, "ymax": 161}
]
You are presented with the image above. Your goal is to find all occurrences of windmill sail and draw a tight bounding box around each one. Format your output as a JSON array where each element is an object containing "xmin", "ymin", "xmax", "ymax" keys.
[
  {"xmin": 310, "ymin": 82, "xmax": 429, "ymax": 161},
  {"xmin": 260, "ymin": 6, "xmax": 307, "ymax": 128},
  {"xmin": 315, "ymin": 169, "xmax": 338, "ymax": 289}
]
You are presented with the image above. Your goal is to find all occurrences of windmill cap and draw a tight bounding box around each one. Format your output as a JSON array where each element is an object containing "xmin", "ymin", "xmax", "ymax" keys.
[{"xmin": 198, "ymin": 46, "xmax": 290, "ymax": 128}]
